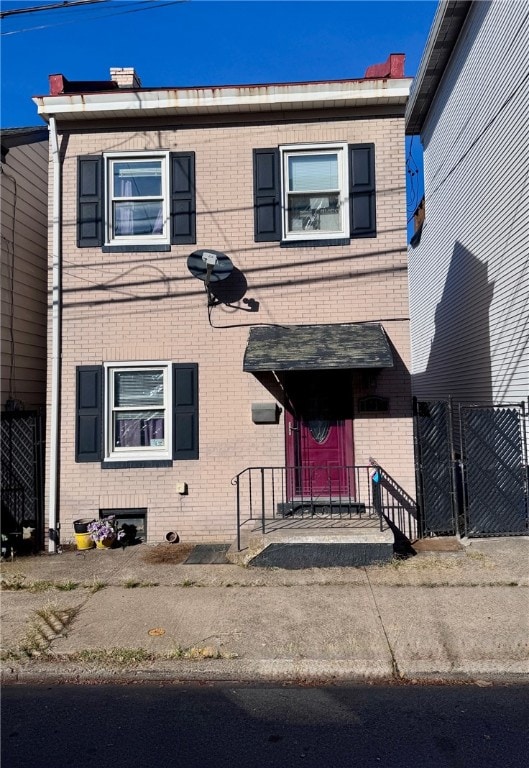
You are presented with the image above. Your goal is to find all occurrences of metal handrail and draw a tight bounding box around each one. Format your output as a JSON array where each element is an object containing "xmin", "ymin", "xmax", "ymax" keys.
[{"xmin": 233, "ymin": 463, "xmax": 419, "ymax": 551}]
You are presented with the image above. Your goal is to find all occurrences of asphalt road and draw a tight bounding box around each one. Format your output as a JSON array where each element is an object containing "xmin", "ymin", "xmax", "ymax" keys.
[{"xmin": 2, "ymin": 683, "xmax": 528, "ymax": 767}]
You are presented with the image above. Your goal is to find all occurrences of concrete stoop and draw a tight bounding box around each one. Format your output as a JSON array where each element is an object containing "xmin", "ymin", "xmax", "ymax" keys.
[{"xmin": 227, "ymin": 527, "xmax": 394, "ymax": 569}]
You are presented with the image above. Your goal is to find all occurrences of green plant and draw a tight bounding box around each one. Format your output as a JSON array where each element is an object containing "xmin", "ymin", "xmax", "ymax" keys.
[
  {"xmin": 123, "ymin": 579, "xmax": 159, "ymax": 588},
  {"xmin": 73, "ymin": 648, "xmax": 155, "ymax": 665},
  {"xmin": 55, "ymin": 580, "xmax": 79, "ymax": 591}
]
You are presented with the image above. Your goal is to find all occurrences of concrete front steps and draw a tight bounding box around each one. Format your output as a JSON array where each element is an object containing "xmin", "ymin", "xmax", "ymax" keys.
[{"xmin": 227, "ymin": 523, "xmax": 395, "ymax": 569}]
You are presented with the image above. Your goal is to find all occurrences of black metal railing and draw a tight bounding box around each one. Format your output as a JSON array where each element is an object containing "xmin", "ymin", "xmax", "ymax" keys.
[
  {"xmin": 369, "ymin": 459, "xmax": 419, "ymax": 544},
  {"xmin": 232, "ymin": 464, "xmax": 418, "ymax": 551}
]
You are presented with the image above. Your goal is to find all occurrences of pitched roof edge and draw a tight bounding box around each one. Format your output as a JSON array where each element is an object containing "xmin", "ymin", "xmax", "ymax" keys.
[{"xmin": 405, "ymin": 0, "xmax": 472, "ymax": 134}]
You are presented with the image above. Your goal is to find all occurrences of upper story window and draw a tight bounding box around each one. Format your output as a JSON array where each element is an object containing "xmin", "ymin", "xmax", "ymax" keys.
[
  {"xmin": 253, "ymin": 142, "xmax": 376, "ymax": 244},
  {"xmin": 77, "ymin": 152, "xmax": 196, "ymax": 251},
  {"xmin": 281, "ymin": 144, "xmax": 349, "ymax": 241},
  {"xmin": 108, "ymin": 155, "xmax": 169, "ymax": 245}
]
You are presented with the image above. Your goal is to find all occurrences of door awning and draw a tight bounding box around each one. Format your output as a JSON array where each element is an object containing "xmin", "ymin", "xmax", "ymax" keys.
[{"xmin": 243, "ymin": 323, "xmax": 394, "ymax": 372}]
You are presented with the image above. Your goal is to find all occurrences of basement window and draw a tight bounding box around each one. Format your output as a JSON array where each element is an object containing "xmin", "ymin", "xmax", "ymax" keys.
[{"xmin": 100, "ymin": 508, "xmax": 147, "ymax": 543}]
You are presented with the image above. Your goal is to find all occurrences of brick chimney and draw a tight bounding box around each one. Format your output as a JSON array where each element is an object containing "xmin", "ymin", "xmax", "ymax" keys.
[
  {"xmin": 364, "ymin": 54, "xmax": 405, "ymax": 79},
  {"xmin": 109, "ymin": 67, "xmax": 142, "ymax": 88}
]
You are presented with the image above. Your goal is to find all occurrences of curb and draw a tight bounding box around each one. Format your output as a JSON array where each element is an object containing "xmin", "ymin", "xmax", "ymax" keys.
[{"xmin": 3, "ymin": 658, "xmax": 529, "ymax": 686}]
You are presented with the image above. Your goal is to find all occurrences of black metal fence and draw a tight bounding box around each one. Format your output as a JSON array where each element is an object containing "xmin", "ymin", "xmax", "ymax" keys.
[
  {"xmin": 415, "ymin": 399, "xmax": 528, "ymax": 538},
  {"xmin": 1, "ymin": 411, "xmax": 45, "ymax": 550},
  {"xmin": 414, "ymin": 400, "xmax": 455, "ymax": 536}
]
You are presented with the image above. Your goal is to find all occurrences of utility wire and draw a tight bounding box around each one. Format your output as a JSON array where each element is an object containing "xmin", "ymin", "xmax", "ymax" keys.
[
  {"xmin": 1, "ymin": 0, "xmax": 187, "ymax": 34},
  {"xmin": 0, "ymin": 0, "xmax": 109, "ymax": 20}
]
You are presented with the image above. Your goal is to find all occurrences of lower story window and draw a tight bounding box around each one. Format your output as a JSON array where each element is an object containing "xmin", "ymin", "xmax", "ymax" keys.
[
  {"xmin": 75, "ymin": 361, "xmax": 198, "ymax": 464},
  {"xmin": 106, "ymin": 363, "xmax": 171, "ymax": 461}
]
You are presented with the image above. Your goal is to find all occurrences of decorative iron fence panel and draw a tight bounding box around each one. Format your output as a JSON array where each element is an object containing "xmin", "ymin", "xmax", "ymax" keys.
[
  {"xmin": 1, "ymin": 411, "xmax": 44, "ymax": 547},
  {"xmin": 414, "ymin": 399, "xmax": 455, "ymax": 535},
  {"xmin": 461, "ymin": 405, "xmax": 528, "ymax": 537}
]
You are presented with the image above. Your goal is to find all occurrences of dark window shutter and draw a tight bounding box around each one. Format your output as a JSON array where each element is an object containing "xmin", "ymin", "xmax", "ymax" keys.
[
  {"xmin": 253, "ymin": 148, "xmax": 281, "ymax": 242},
  {"xmin": 76, "ymin": 366, "xmax": 103, "ymax": 462},
  {"xmin": 173, "ymin": 363, "xmax": 198, "ymax": 460},
  {"xmin": 77, "ymin": 156, "xmax": 103, "ymax": 247},
  {"xmin": 170, "ymin": 152, "xmax": 196, "ymax": 245},
  {"xmin": 349, "ymin": 144, "xmax": 376, "ymax": 237}
]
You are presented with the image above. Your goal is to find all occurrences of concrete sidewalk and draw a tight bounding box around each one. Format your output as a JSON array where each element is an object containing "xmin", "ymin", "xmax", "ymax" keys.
[{"xmin": 1, "ymin": 537, "xmax": 528, "ymax": 684}]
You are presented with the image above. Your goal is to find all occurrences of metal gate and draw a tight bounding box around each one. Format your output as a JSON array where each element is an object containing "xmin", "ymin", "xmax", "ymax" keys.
[
  {"xmin": 461, "ymin": 404, "xmax": 528, "ymax": 536},
  {"xmin": 415, "ymin": 400, "xmax": 528, "ymax": 538},
  {"xmin": 414, "ymin": 399, "xmax": 455, "ymax": 535},
  {"xmin": 1, "ymin": 411, "xmax": 45, "ymax": 548}
]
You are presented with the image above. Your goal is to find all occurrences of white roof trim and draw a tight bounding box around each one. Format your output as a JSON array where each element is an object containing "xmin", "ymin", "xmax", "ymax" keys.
[{"xmin": 33, "ymin": 79, "xmax": 411, "ymax": 122}]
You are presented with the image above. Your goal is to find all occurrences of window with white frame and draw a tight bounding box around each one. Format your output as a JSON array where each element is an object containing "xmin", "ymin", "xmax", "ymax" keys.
[
  {"xmin": 281, "ymin": 144, "xmax": 349, "ymax": 240},
  {"xmin": 105, "ymin": 363, "xmax": 172, "ymax": 460},
  {"xmin": 106, "ymin": 153, "xmax": 169, "ymax": 245}
]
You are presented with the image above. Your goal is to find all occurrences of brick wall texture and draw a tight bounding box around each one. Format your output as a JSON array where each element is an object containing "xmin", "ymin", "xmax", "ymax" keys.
[{"xmin": 47, "ymin": 108, "xmax": 414, "ymax": 545}]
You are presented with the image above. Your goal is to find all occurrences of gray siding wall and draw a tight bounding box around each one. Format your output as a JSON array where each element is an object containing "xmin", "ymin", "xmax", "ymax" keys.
[
  {"xmin": 409, "ymin": 0, "xmax": 529, "ymax": 404},
  {"xmin": 1, "ymin": 139, "xmax": 48, "ymax": 410}
]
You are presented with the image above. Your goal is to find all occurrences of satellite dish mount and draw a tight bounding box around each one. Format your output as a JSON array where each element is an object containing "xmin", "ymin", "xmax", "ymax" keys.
[{"xmin": 187, "ymin": 249, "xmax": 234, "ymax": 306}]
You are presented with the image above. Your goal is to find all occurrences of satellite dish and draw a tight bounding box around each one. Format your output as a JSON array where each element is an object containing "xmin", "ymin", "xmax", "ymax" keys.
[{"xmin": 187, "ymin": 249, "xmax": 234, "ymax": 285}]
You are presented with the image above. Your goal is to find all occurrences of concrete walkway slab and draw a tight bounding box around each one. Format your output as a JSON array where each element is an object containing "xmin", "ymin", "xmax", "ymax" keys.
[
  {"xmin": 373, "ymin": 586, "xmax": 529, "ymax": 677},
  {"xmin": 51, "ymin": 584, "xmax": 393, "ymax": 668}
]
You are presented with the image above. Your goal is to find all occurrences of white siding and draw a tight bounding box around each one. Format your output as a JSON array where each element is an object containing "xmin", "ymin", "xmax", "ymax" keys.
[
  {"xmin": 1, "ymin": 139, "xmax": 49, "ymax": 410},
  {"xmin": 409, "ymin": 0, "xmax": 529, "ymax": 404}
]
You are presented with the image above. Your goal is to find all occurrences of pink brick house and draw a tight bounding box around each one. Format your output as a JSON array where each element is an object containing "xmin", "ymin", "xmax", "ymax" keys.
[{"xmin": 33, "ymin": 57, "xmax": 416, "ymax": 552}]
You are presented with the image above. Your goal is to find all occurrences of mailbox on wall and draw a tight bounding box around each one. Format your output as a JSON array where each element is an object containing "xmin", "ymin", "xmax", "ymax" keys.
[{"xmin": 251, "ymin": 403, "xmax": 281, "ymax": 424}]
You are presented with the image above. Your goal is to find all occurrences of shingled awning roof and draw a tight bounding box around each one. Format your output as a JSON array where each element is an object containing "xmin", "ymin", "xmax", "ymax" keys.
[{"xmin": 243, "ymin": 323, "xmax": 394, "ymax": 372}]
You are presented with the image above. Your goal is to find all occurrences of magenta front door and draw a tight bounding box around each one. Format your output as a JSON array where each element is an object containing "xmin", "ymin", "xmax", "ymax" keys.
[
  {"xmin": 284, "ymin": 371, "xmax": 354, "ymax": 498},
  {"xmin": 286, "ymin": 412, "xmax": 353, "ymax": 496}
]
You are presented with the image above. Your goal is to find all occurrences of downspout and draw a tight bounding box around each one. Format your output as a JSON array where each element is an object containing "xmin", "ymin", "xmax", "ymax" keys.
[{"xmin": 48, "ymin": 116, "xmax": 61, "ymax": 553}]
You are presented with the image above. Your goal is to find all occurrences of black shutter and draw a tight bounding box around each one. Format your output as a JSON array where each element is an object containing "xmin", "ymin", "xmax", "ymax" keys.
[
  {"xmin": 76, "ymin": 366, "xmax": 103, "ymax": 462},
  {"xmin": 77, "ymin": 156, "xmax": 103, "ymax": 247},
  {"xmin": 173, "ymin": 363, "xmax": 198, "ymax": 460},
  {"xmin": 170, "ymin": 152, "xmax": 196, "ymax": 244},
  {"xmin": 253, "ymin": 148, "xmax": 281, "ymax": 242},
  {"xmin": 349, "ymin": 144, "xmax": 376, "ymax": 237}
]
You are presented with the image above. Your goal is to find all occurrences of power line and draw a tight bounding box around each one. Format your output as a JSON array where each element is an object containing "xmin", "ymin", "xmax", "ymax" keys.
[
  {"xmin": 1, "ymin": 0, "xmax": 188, "ymax": 35},
  {"xmin": 0, "ymin": 0, "xmax": 109, "ymax": 20}
]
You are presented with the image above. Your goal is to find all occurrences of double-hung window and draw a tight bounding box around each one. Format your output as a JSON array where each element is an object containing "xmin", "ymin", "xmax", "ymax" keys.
[
  {"xmin": 77, "ymin": 152, "xmax": 196, "ymax": 250},
  {"xmin": 106, "ymin": 363, "xmax": 171, "ymax": 461},
  {"xmin": 108, "ymin": 155, "xmax": 168, "ymax": 245},
  {"xmin": 75, "ymin": 362, "xmax": 199, "ymax": 465},
  {"xmin": 281, "ymin": 144, "xmax": 349, "ymax": 241},
  {"xmin": 253, "ymin": 142, "xmax": 376, "ymax": 243}
]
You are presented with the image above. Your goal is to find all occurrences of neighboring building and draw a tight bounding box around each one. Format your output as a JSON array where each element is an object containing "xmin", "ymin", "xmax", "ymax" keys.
[
  {"xmin": 33, "ymin": 58, "xmax": 415, "ymax": 548},
  {"xmin": 1, "ymin": 127, "xmax": 49, "ymax": 412},
  {"xmin": 1, "ymin": 127, "xmax": 48, "ymax": 547},
  {"xmin": 406, "ymin": 0, "xmax": 529, "ymax": 405},
  {"xmin": 405, "ymin": 0, "xmax": 528, "ymax": 540}
]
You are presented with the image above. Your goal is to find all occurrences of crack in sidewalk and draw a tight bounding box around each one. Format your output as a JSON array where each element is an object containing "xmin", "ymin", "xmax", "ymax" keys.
[{"xmin": 363, "ymin": 566, "xmax": 401, "ymax": 679}]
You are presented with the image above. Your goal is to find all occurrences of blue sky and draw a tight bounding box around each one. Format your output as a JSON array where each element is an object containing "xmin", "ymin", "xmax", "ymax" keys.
[{"xmin": 1, "ymin": 0, "xmax": 437, "ymax": 226}]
